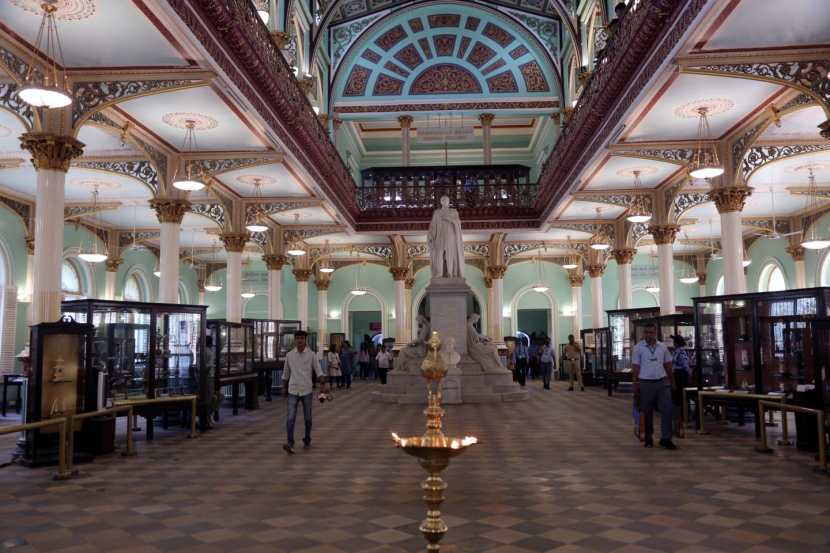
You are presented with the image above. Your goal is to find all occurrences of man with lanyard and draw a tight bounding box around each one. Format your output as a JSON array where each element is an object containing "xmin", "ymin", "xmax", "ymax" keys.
[
  {"xmin": 632, "ymin": 324, "xmax": 676, "ymax": 449},
  {"xmin": 282, "ymin": 330, "xmax": 322, "ymax": 454}
]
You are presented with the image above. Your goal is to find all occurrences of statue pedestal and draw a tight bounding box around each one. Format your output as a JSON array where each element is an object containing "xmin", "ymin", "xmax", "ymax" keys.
[{"xmin": 373, "ymin": 277, "xmax": 527, "ymax": 404}]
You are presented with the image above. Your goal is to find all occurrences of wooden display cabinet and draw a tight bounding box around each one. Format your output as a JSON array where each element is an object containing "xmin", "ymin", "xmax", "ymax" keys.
[
  {"xmin": 580, "ymin": 327, "xmax": 611, "ymax": 387},
  {"xmin": 243, "ymin": 319, "xmax": 302, "ymax": 401},
  {"xmin": 207, "ymin": 320, "xmax": 256, "ymax": 417}
]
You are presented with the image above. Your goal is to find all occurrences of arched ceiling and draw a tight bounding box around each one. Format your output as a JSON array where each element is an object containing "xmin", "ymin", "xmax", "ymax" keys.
[{"xmin": 332, "ymin": 2, "xmax": 561, "ymax": 105}]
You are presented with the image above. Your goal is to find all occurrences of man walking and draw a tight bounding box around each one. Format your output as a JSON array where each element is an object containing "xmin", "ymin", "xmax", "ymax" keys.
[
  {"xmin": 514, "ymin": 338, "xmax": 528, "ymax": 387},
  {"xmin": 632, "ymin": 323, "xmax": 676, "ymax": 449},
  {"xmin": 540, "ymin": 339, "xmax": 555, "ymax": 390},
  {"xmin": 564, "ymin": 334, "xmax": 583, "ymax": 391},
  {"xmin": 282, "ymin": 330, "xmax": 322, "ymax": 454}
]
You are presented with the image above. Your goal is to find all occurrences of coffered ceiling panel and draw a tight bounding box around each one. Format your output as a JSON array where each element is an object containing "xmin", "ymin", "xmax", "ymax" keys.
[
  {"xmin": 558, "ymin": 200, "xmax": 626, "ymax": 220},
  {"xmin": 680, "ymin": 205, "xmax": 755, "ymax": 240},
  {"xmin": 583, "ymin": 156, "xmax": 680, "ymax": 190},
  {"xmin": 758, "ymin": 106, "xmax": 826, "ymax": 143},
  {"xmin": 76, "ymin": 125, "xmax": 139, "ymax": 156},
  {"xmin": 695, "ymin": 0, "xmax": 830, "ymax": 52},
  {"xmin": 0, "ymin": 0, "xmax": 189, "ymax": 68},
  {"xmin": 306, "ymin": 233, "xmax": 388, "ymax": 245},
  {"xmin": 116, "ymin": 87, "xmax": 268, "ymax": 152},
  {"xmin": 741, "ymin": 189, "xmax": 818, "ymax": 217},
  {"xmin": 95, "ymin": 203, "xmax": 157, "ymax": 229},
  {"xmin": 64, "ymin": 168, "xmax": 154, "ymax": 201},
  {"xmin": 269, "ymin": 206, "xmax": 335, "ymax": 225},
  {"xmin": 749, "ymin": 153, "xmax": 830, "ymax": 189},
  {"xmin": 215, "ymin": 164, "xmax": 309, "ymax": 197},
  {"xmin": 622, "ymin": 74, "xmax": 780, "ymax": 143},
  {"xmin": 536, "ymin": 228, "xmax": 594, "ymax": 240}
]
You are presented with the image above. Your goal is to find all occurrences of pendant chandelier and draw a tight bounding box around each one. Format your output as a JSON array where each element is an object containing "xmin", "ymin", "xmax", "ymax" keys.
[
  {"xmin": 286, "ymin": 213, "xmax": 307, "ymax": 256},
  {"xmin": 625, "ymin": 170, "xmax": 652, "ymax": 223},
  {"xmin": 590, "ymin": 210, "xmax": 611, "ymax": 250},
  {"xmin": 20, "ymin": 1, "xmax": 72, "ymax": 109},
  {"xmin": 77, "ymin": 185, "xmax": 107, "ymax": 263},
  {"xmin": 204, "ymin": 241, "xmax": 223, "ymax": 291},
  {"xmin": 532, "ymin": 256, "xmax": 549, "ymax": 293},
  {"xmin": 172, "ymin": 120, "xmax": 206, "ymax": 191},
  {"xmin": 708, "ymin": 218, "xmax": 722, "ymax": 260},
  {"xmin": 678, "ymin": 235, "xmax": 699, "ymax": 284},
  {"xmin": 645, "ymin": 252, "xmax": 660, "ymax": 293},
  {"xmin": 245, "ymin": 178, "xmax": 269, "ymax": 233},
  {"xmin": 319, "ymin": 240, "xmax": 334, "ymax": 273},
  {"xmin": 688, "ymin": 107, "xmax": 724, "ymax": 179},
  {"xmin": 800, "ymin": 167, "xmax": 830, "ymax": 250},
  {"xmin": 350, "ymin": 261, "xmax": 367, "ymax": 296}
]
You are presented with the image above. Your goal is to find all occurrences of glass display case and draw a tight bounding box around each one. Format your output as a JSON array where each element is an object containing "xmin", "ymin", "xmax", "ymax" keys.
[
  {"xmin": 275, "ymin": 320, "xmax": 302, "ymax": 393},
  {"xmin": 580, "ymin": 327, "xmax": 611, "ymax": 387},
  {"xmin": 810, "ymin": 318, "xmax": 830, "ymax": 412},
  {"xmin": 243, "ymin": 319, "xmax": 302, "ymax": 401},
  {"xmin": 693, "ymin": 289, "xmax": 830, "ymax": 395},
  {"xmin": 207, "ymin": 320, "xmax": 255, "ymax": 417},
  {"xmin": 24, "ymin": 315, "xmax": 95, "ymax": 466}
]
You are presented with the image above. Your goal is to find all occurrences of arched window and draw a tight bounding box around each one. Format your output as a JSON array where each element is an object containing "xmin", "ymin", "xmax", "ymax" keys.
[
  {"xmin": 821, "ymin": 251, "xmax": 830, "ymax": 286},
  {"xmin": 61, "ymin": 259, "xmax": 83, "ymax": 299},
  {"xmin": 715, "ymin": 276, "xmax": 725, "ymax": 296},
  {"xmin": 758, "ymin": 262, "xmax": 786, "ymax": 292},
  {"xmin": 178, "ymin": 281, "xmax": 189, "ymax": 304},
  {"xmin": 123, "ymin": 274, "xmax": 144, "ymax": 302}
]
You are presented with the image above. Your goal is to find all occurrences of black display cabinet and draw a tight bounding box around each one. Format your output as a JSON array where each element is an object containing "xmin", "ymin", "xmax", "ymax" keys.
[
  {"xmin": 24, "ymin": 315, "xmax": 94, "ymax": 466},
  {"xmin": 243, "ymin": 319, "xmax": 301, "ymax": 401},
  {"xmin": 207, "ymin": 320, "xmax": 256, "ymax": 417},
  {"xmin": 580, "ymin": 328, "xmax": 611, "ymax": 387},
  {"xmin": 61, "ymin": 300, "xmax": 207, "ymax": 434}
]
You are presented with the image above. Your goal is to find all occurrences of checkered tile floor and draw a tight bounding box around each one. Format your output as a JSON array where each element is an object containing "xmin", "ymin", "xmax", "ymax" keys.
[{"xmin": 1, "ymin": 380, "xmax": 829, "ymax": 553}]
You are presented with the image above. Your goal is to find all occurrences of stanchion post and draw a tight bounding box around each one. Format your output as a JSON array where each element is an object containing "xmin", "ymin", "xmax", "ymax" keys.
[
  {"xmin": 756, "ymin": 402, "xmax": 773, "ymax": 454},
  {"xmin": 55, "ymin": 418, "xmax": 71, "ymax": 480}
]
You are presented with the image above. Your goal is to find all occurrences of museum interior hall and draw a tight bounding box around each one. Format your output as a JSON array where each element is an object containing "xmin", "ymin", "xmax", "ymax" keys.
[{"xmin": 1, "ymin": 0, "xmax": 830, "ymax": 552}]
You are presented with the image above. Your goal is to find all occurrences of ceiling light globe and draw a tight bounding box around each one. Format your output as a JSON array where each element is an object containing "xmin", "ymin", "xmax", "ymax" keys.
[
  {"xmin": 320, "ymin": 267, "xmax": 335, "ymax": 273},
  {"xmin": 78, "ymin": 252, "xmax": 107, "ymax": 263},
  {"xmin": 153, "ymin": 270, "xmax": 161, "ymax": 277},
  {"xmin": 590, "ymin": 243, "xmax": 610, "ymax": 251},
  {"xmin": 245, "ymin": 223, "xmax": 269, "ymax": 233},
  {"xmin": 287, "ymin": 248, "xmax": 306, "ymax": 256},
  {"xmin": 801, "ymin": 239, "xmax": 830, "ymax": 250},
  {"xmin": 532, "ymin": 285, "xmax": 549, "ymax": 293},
  {"xmin": 626, "ymin": 214, "xmax": 652, "ymax": 224},
  {"xmin": 204, "ymin": 284, "xmax": 223, "ymax": 292},
  {"xmin": 19, "ymin": 86, "xmax": 72, "ymax": 109},
  {"xmin": 562, "ymin": 263, "xmax": 578, "ymax": 269},
  {"xmin": 350, "ymin": 289, "xmax": 366, "ymax": 296},
  {"xmin": 257, "ymin": 9, "xmax": 269, "ymax": 24},
  {"xmin": 742, "ymin": 259, "xmax": 752, "ymax": 267},
  {"xmin": 241, "ymin": 292, "xmax": 256, "ymax": 299},
  {"xmin": 645, "ymin": 286, "xmax": 660, "ymax": 293},
  {"xmin": 679, "ymin": 276, "xmax": 699, "ymax": 284},
  {"xmin": 173, "ymin": 178, "xmax": 205, "ymax": 192},
  {"xmin": 689, "ymin": 166, "xmax": 724, "ymax": 179}
]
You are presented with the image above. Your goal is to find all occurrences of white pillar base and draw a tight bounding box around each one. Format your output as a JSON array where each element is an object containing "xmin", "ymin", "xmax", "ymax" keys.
[
  {"xmin": 657, "ymin": 243, "xmax": 675, "ymax": 315},
  {"xmin": 159, "ymin": 221, "xmax": 180, "ymax": 303},
  {"xmin": 32, "ymin": 168, "xmax": 66, "ymax": 325},
  {"xmin": 590, "ymin": 276, "xmax": 603, "ymax": 329},
  {"xmin": 720, "ymin": 210, "xmax": 746, "ymax": 294},
  {"xmin": 226, "ymin": 251, "xmax": 242, "ymax": 323},
  {"xmin": 618, "ymin": 263, "xmax": 632, "ymax": 310}
]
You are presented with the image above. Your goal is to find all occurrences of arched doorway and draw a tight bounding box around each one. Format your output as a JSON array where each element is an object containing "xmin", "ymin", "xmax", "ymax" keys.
[{"xmin": 341, "ymin": 289, "xmax": 386, "ymax": 347}]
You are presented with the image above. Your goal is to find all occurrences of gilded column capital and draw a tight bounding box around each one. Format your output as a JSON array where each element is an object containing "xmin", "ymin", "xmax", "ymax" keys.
[
  {"xmin": 293, "ymin": 268, "xmax": 312, "ymax": 282},
  {"xmin": 586, "ymin": 264, "xmax": 605, "ymax": 278},
  {"xmin": 318, "ymin": 113, "xmax": 329, "ymax": 127},
  {"xmin": 296, "ymin": 76, "xmax": 314, "ymax": 95},
  {"xmin": 271, "ymin": 31, "xmax": 290, "ymax": 49},
  {"xmin": 710, "ymin": 186, "xmax": 752, "ymax": 214},
  {"xmin": 263, "ymin": 254, "xmax": 287, "ymax": 270},
  {"xmin": 398, "ymin": 115, "xmax": 413, "ymax": 128},
  {"xmin": 487, "ymin": 264, "xmax": 507, "ymax": 280},
  {"xmin": 479, "ymin": 113, "xmax": 495, "ymax": 125},
  {"xmin": 20, "ymin": 133, "xmax": 84, "ymax": 173},
  {"xmin": 150, "ymin": 198, "xmax": 190, "ymax": 224},
  {"xmin": 483, "ymin": 275, "xmax": 493, "ymax": 289},
  {"xmin": 25, "ymin": 235, "xmax": 34, "ymax": 255},
  {"xmin": 220, "ymin": 232, "xmax": 249, "ymax": 253},
  {"xmin": 786, "ymin": 244, "xmax": 805, "ymax": 262},
  {"xmin": 648, "ymin": 224, "xmax": 680, "ymax": 245},
  {"xmin": 567, "ymin": 271, "xmax": 584, "ymax": 287},
  {"xmin": 390, "ymin": 267, "xmax": 409, "ymax": 281},
  {"xmin": 610, "ymin": 248, "xmax": 636, "ymax": 265},
  {"xmin": 315, "ymin": 277, "xmax": 331, "ymax": 291},
  {"xmin": 105, "ymin": 257, "xmax": 123, "ymax": 273},
  {"xmin": 332, "ymin": 118, "xmax": 343, "ymax": 131},
  {"xmin": 696, "ymin": 272, "xmax": 707, "ymax": 285},
  {"xmin": 404, "ymin": 277, "xmax": 415, "ymax": 290}
]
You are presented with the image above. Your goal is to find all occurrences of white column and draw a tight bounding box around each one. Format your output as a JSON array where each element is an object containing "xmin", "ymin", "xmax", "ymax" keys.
[
  {"xmin": 720, "ymin": 211, "xmax": 746, "ymax": 294},
  {"xmin": 489, "ymin": 266, "xmax": 505, "ymax": 340},
  {"xmin": 588, "ymin": 267, "xmax": 604, "ymax": 328},
  {"xmin": 23, "ymin": 239, "xmax": 34, "ymax": 324},
  {"xmin": 158, "ymin": 222, "xmax": 180, "ymax": 303},
  {"xmin": 316, "ymin": 286, "xmax": 328, "ymax": 345},
  {"xmin": 399, "ymin": 115, "xmax": 413, "ymax": 167},
  {"xmin": 404, "ymin": 280, "xmax": 413, "ymax": 341},
  {"xmin": 393, "ymin": 275, "xmax": 406, "ymax": 344},
  {"xmin": 23, "ymin": 134, "xmax": 83, "ymax": 325},
  {"xmin": 198, "ymin": 288, "xmax": 205, "ymax": 305},
  {"xmin": 104, "ymin": 270, "xmax": 117, "ymax": 300},
  {"xmin": 699, "ymin": 281, "xmax": 707, "ymax": 298},
  {"xmin": 226, "ymin": 250, "xmax": 242, "ymax": 323},
  {"xmin": 570, "ymin": 277, "xmax": 583, "ymax": 338},
  {"xmin": 657, "ymin": 243, "xmax": 675, "ymax": 315},
  {"xmin": 788, "ymin": 246, "xmax": 807, "ymax": 288},
  {"xmin": 480, "ymin": 113, "xmax": 494, "ymax": 165},
  {"xmin": 264, "ymin": 255, "xmax": 285, "ymax": 319},
  {"xmin": 297, "ymin": 280, "xmax": 309, "ymax": 328},
  {"xmin": 616, "ymin": 257, "xmax": 633, "ymax": 310}
]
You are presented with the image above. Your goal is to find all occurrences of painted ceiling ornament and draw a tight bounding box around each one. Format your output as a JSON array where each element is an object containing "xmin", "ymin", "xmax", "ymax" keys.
[
  {"xmin": 237, "ymin": 174, "xmax": 277, "ymax": 186},
  {"xmin": 11, "ymin": 0, "xmax": 96, "ymax": 20},
  {"xmin": 161, "ymin": 112, "xmax": 219, "ymax": 131},
  {"xmin": 71, "ymin": 178, "xmax": 120, "ymax": 190},
  {"xmin": 673, "ymin": 98, "xmax": 735, "ymax": 119},
  {"xmin": 0, "ymin": 124, "xmax": 12, "ymax": 138},
  {"xmin": 615, "ymin": 166, "xmax": 658, "ymax": 178},
  {"xmin": 787, "ymin": 161, "xmax": 830, "ymax": 174}
]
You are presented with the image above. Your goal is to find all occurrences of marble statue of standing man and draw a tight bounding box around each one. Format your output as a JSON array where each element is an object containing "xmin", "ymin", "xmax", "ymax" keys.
[{"xmin": 428, "ymin": 195, "xmax": 465, "ymax": 279}]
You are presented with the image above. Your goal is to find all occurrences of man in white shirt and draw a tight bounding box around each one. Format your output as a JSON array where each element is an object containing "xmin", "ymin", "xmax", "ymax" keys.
[
  {"xmin": 282, "ymin": 330, "xmax": 322, "ymax": 454},
  {"xmin": 632, "ymin": 324, "xmax": 676, "ymax": 450}
]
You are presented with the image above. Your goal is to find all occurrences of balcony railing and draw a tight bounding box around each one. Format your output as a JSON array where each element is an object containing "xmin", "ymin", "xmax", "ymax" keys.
[{"xmin": 357, "ymin": 165, "xmax": 537, "ymax": 210}]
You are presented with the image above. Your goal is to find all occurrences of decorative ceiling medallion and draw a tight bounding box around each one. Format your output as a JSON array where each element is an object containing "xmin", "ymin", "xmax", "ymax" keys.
[
  {"xmin": 787, "ymin": 161, "xmax": 830, "ymax": 174},
  {"xmin": 162, "ymin": 112, "xmax": 219, "ymax": 131},
  {"xmin": 673, "ymin": 98, "xmax": 734, "ymax": 119},
  {"xmin": 615, "ymin": 166, "xmax": 658, "ymax": 177},
  {"xmin": 10, "ymin": 0, "xmax": 95, "ymax": 20},
  {"xmin": 0, "ymin": 125, "xmax": 13, "ymax": 138},
  {"xmin": 72, "ymin": 178, "xmax": 120, "ymax": 190},
  {"xmin": 237, "ymin": 174, "xmax": 277, "ymax": 186}
]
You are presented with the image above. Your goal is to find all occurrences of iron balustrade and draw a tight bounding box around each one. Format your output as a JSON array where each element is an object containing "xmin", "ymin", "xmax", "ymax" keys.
[{"xmin": 357, "ymin": 165, "xmax": 537, "ymax": 210}]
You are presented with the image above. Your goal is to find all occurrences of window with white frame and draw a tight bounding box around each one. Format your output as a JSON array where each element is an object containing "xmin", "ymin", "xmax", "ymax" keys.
[
  {"xmin": 758, "ymin": 262, "xmax": 786, "ymax": 292},
  {"xmin": 715, "ymin": 275, "xmax": 725, "ymax": 296},
  {"xmin": 821, "ymin": 251, "xmax": 830, "ymax": 286}
]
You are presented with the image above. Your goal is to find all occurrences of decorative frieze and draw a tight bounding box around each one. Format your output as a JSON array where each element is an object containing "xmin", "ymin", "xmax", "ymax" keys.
[
  {"xmin": 150, "ymin": 198, "xmax": 190, "ymax": 224},
  {"xmin": 72, "ymin": 158, "xmax": 160, "ymax": 195},
  {"xmin": 404, "ymin": 276, "xmax": 415, "ymax": 290},
  {"xmin": 648, "ymin": 224, "xmax": 680, "ymax": 245},
  {"xmin": 742, "ymin": 144, "xmax": 830, "ymax": 183},
  {"xmin": 0, "ymin": 83, "xmax": 34, "ymax": 128},
  {"xmin": 20, "ymin": 133, "xmax": 85, "ymax": 172},
  {"xmin": 220, "ymin": 232, "xmax": 250, "ymax": 252},
  {"xmin": 709, "ymin": 186, "xmax": 751, "ymax": 214},
  {"xmin": 672, "ymin": 191, "xmax": 710, "ymax": 220},
  {"xmin": 190, "ymin": 201, "xmax": 226, "ymax": 228},
  {"xmin": 72, "ymin": 79, "xmax": 202, "ymax": 125},
  {"xmin": 610, "ymin": 248, "xmax": 636, "ymax": 265}
]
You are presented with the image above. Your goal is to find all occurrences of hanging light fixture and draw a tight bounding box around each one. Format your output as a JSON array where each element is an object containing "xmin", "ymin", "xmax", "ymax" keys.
[
  {"xmin": 319, "ymin": 240, "xmax": 335, "ymax": 273},
  {"xmin": 626, "ymin": 170, "xmax": 652, "ymax": 223},
  {"xmin": 708, "ymin": 218, "xmax": 722, "ymax": 260},
  {"xmin": 153, "ymin": 262, "xmax": 161, "ymax": 278},
  {"xmin": 77, "ymin": 185, "xmax": 108, "ymax": 263},
  {"xmin": 204, "ymin": 241, "xmax": 223, "ymax": 291},
  {"xmin": 562, "ymin": 239, "xmax": 579, "ymax": 269},
  {"xmin": 688, "ymin": 107, "xmax": 724, "ymax": 179},
  {"xmin": 19, "ymin": 1, "xmax": 72, "ymax": 109},
  {"xmin": 645, "ymin": 252, "xmax": 660, "ymax": 293},
  {"xmin": 245, "ymin": 178, "xmax": 270, "ymax": 233},
  {"xmin": 286, "ymin": 213, "xmax": 307, "ymax": 256},
  {"xmin": 350, "ymin": 261, "xmax": 367, "ymax": 296},
  {"xmin": 800, "ymin": 167, "xmax": 830, "ymax": 250},
  {"xmin": 590, "ymin": 210, "xmax": 611, "ymax": 250},
  {"xmin": 532, "ymin": 256, "xmax": 549, "ymax": 293},
  {"xmin": 172, "ymin": 120, "xmax": 205, "ymax": 191}
]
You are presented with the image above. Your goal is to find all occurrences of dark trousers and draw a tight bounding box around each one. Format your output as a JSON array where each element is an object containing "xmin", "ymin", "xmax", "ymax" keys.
[
  {"xmin": 640, "ymin": 378, "xmax": 673, "ymax": 442},
  {"xmin": 378, "ymin": 367, "xmax": 388, "ymax": 384},
  {"xmin": 516, "ymin": 358, "xmax": 527, "ymax": 386},
  {"xmin": 342, "ymin": 369, "xmax": 352, "ymax": 389},
  {"xmin": 286, "ymin": 393, "xmax": 312, "ymax": 445},
  {"xmin": 541, "ymin": 362, "xmax": 553, "ymax": 389},
  {"xmin": 359, "ymin": 362, "xmax": 369, "ymax": 379}
]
